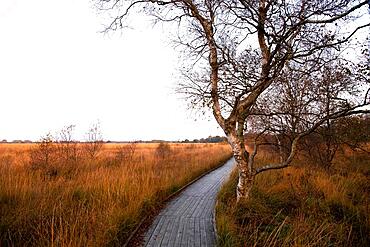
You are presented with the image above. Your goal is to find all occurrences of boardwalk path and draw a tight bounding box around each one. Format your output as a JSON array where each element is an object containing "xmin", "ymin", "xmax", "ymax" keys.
[{"xmin": 143, "ymin": 158, "xmax": 235, "ymax": 247}]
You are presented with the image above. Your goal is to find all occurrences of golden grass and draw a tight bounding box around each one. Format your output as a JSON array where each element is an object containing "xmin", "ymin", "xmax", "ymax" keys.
[
  {"xmin": 0, "ymin": 142, "xmax": 232, "ymax": 246},
  {"xmin": 216, "ymin": 147, "xmax": 370, "ymax": 247}
]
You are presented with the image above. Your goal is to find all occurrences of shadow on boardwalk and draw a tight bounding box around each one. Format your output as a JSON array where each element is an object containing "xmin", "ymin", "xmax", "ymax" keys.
[{"xmin": 143, "ymin": 158, "xmax": 235, "ymax": 247}]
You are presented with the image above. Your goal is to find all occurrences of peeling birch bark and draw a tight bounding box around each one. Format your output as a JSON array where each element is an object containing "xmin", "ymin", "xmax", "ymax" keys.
[
  {"xmin": 227, "ymin": 132, "xmax": 254, "ymax": 201},
  {"xmin": 236, "ymin": 167, "xmax": 254, "ymax": 201}
]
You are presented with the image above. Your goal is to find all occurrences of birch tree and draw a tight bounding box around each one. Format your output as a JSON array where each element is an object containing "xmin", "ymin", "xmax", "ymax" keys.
[{"xmin": 96, "ymin": 0, "xmax": 370, "ymax": 201}]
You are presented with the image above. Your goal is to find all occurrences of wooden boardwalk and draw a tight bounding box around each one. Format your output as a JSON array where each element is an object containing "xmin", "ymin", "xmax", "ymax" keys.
[{"xmin": 143, "ymin": 158, "xmax": 235, "ymax": 247}]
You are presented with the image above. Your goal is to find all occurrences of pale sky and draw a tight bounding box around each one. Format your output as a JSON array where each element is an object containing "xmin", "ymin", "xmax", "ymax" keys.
[{"xmin": 0, "ymin": 0, "xmax": 223, "ymax": 141}]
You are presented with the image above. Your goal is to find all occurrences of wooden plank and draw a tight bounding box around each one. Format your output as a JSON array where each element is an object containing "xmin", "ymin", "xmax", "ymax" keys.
[
  {"xmin": 145, "ymin": 216, "xmax": 165, "ymax": 246},
  {"xmin": 194, "ymin": 218, "xmax": 201, "ymax": 247},
  {"xmin": 160, "ymin": 216, "xmax": 177, "ymax": 247},
  {"xmin": 194, "ymin": 197, "xmax": 208, "ymax": 218},
  {"xmin": 174, "ymin": 196, "xmax": 191, "ymax": 216},
  {"xmin": 148, "ymin": 217, "xmax": 169, "ymax": 246},
  {"xmin": 174, "ymin": 216, "xmax": 186, "ymax": 246},
  {"xmin": 167, "ymin": 217, "xmax": 181, "ymax": 247},
  {"xmin": 180, "ymin": 217, "xmax": 189, "ymax": 247},
  {"xmin": 200, "ymin": 219, "xmax": 208, "ymax": 247},
  {"xmin": 205, "ymin": 218, "xmax": 216, "ymax": 246},
  {"xmin": 185, "ymin": 196, "xmax": 201, "ymax": 218},
  {"xmin": 203, "ymin": 198, "xmax": 214, "ymax": 219},
  {"xmin": 187, "ymin": 217, "xmax": 195, "ymax": 247},
  {"xmin": 144, "ymin": 217, "xmax": 160, "ymax": 243}
]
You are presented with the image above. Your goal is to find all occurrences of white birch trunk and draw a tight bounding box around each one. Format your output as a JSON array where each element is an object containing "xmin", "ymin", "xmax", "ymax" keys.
[
  {"xmin": 237, "ymin": 168, "xmax": 254, "ymax": 201},
  {"xmin": 228, "ymin": 133, "xmax": 254, "ymax": 201}
]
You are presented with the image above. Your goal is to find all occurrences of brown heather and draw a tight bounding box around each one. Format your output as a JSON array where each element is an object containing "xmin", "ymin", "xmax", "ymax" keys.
[{"xmin": 0, "ymin": 142, "xmax": 232, "ymax": 246}]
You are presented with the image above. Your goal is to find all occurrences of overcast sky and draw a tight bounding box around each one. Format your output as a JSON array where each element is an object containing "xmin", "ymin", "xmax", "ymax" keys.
[{"xmin": 0, "ymin": 0, "xmax": 223, "ymax": 141}]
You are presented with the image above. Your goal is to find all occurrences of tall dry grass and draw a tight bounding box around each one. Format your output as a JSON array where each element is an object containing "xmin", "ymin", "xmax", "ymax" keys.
[
  {"xmin": 0, "ymin": 142, "xmax": 231, "ymax": 246},
  {"xmin": 216, "ymin": 146, "xmax": 370, "ymax": 247}
]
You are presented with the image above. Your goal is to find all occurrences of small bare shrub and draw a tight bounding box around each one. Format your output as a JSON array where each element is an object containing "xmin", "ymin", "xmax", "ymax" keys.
[
  {"xmin": 56, "ymin": 125, "xmax": 81, "ymax": 165},
  {"xmin": 115, "ymin": 142, "xmax": 138, "ymax": 164},
  {"xmin": 84, "ymin": 122, "xmax": 104, "ymax": 159},
  {"xmin": 155, "ymin": 142, "xmax": 172, "ymax": 159},
  {"xmin": 30, "ymin": 133, "xmax": 56, "ymax": 170}
]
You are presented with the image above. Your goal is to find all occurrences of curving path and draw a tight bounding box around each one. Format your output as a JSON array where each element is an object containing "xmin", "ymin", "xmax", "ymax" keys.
[{"xmin": 143, "ymin": 158, "xmax": 235, "ymax": 247}]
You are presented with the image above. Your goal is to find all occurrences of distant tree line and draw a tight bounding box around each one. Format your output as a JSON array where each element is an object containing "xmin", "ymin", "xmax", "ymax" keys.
[
  {"xmin": 181, "ymin": 136, "xmax": 227, "ymax": 143},
  {"xmin": 106, "ymin": 136, "xmax": 227, "ymax": 143}
]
